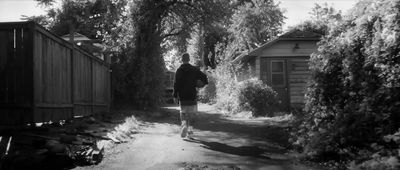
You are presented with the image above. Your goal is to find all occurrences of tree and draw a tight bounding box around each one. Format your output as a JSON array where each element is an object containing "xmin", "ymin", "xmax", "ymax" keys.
[
  {"xmin": 32, "ymin": 0, "xmax": 128, "ymax": 40},
  {"xmin": 123, "ymin": 0, "xmax": 173, "ymax": 109},
  {"xmin": 287, "ymin": 3, "xmax": 342, "ymax": 36},
  {"xmin": 227, "ymin": 0, "xmax": 284, "ymax": 60},
  {"xmin": 111, "ymin": 0, "xmax": 232, "ymax": 108},
  {"xmin": 203, "ymin": 25, "xmax": 230, "ymax": 69},
  {"xmin": 162, "ymin": 0, "xmax": 233, "ymax": 69},
  {"xmin": 309, "ymin": 3, "xmax": 342, "ymax": 23},
  {"xmin": 163, "ymin": 0, "xmax": 285, "ymax": 70},
  {"xmin": 187, "ymin": 27, "xmax": 205, "ymax": 67}
]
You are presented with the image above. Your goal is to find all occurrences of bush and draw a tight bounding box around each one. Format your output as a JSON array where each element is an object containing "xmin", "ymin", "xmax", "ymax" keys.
[
  {"xmin": 237, "ymin": 78, "xmax": 277, "ymax": 117},
  {"xmin": 348, "ymin": 129, "xmax": 400, "ymax": 170},
  {"xmin": 198, "ymin": 71, "xmax": 217, "ymax": 104},
  {"xmin": 292, "ymin": 0, "xmax": 400, "ymax": 165},
  {"xmin": 211, "ymin": 62, "xmax": 278, "ymax": 117},
  {"xmin": 211, "ymin": 40, "xmax": 277, "ymax": 117}
]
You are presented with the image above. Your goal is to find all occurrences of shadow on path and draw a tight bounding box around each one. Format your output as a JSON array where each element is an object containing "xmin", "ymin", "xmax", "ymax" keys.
[
  {"xmin": 184, "ymin": 138, "xmax": 271, "ymax": 160},
  {"xmin": 156, "ymin": 105, "xmax": 290, "ymax": 148}
]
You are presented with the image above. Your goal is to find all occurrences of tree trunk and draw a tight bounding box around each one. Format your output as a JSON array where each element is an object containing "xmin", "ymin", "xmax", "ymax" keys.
[
  {"xmin": 129, "ymin": 0, "xmax": 168, "ymax": 109},
  {"xmin": 198, "ymin": 23, "xmax": 206, "ymax": 69}
]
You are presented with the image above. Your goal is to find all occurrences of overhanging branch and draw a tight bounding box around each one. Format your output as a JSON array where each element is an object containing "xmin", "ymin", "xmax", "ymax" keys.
[{"xmin": 162, "ymin": 29, "xmax": 185, "ymax": 38}]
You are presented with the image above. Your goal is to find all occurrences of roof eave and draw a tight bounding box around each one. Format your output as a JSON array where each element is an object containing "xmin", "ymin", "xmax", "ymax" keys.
[
  {"xmin": 232, "ymin": 30, "xmax": 323, "ymax": 63},
  {"xmin": 279, "ymin": 37, "xmax": 321, "ymax": 41}
]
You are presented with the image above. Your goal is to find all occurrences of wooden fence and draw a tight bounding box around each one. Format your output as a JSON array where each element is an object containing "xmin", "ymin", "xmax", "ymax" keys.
[{"xmin": 0, "ymin": 21, "xmax": 111, "ymax": 125}]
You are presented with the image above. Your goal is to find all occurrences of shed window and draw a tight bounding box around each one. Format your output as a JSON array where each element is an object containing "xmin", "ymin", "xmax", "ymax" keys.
[
  {"xmin": 272, "ymin": 61, "xmax": 283, "ymax": 72},
  {"xmin": 270, "ymin": 60, "xmax": 285, "ymax": 86}
]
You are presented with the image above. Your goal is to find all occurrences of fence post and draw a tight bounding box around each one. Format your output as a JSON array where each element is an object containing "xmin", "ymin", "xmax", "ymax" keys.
[
  {"xmin": 28, "ymin": 21, "xmax": 35, "ymax": 124},
  {"xmin": 69, "ymin": 22, "xmax": 75, "ymax": 118},
  {"xmin": 91, "ymin": 58, "xmax": 94, "ymax": 114}
]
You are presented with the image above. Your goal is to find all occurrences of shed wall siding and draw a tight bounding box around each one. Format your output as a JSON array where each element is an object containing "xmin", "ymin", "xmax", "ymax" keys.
[
  {"xmin": 255, "ymin": 56, "xmax": 260, "ymax": 79},
  {"xmin": 257, "ymin": 40, "xmax": 318, "ymax": 57},
  {"xmin": 287, "ymin": 59, "xmax": 310, "ymax": 106},
  {"xmin": 258, "ymin": 57, "xmax": 310, "ymax": 107},
  {"xmin": 254, "ymin": 39, "xmax": 318, "ymax": 108}
]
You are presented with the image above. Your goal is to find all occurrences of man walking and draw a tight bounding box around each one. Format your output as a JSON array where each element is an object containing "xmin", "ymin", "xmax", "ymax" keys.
[{"xmin": 173, "ymin": 53, "xmax": 208, "ymax": 139}]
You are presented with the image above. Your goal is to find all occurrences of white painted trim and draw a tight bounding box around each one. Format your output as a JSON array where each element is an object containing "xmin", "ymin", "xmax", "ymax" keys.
[{"xmin": 255, "ymin": 56, "xmax": 260, "ymax": 79}]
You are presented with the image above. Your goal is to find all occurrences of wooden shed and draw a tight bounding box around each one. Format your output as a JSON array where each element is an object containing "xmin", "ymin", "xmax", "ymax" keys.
[
  {"xmin": 234, "ymin": 29, "xmax": 322, "ymax": 111},
  {"xmin": 0, "ymin": 21, "xmax": 111, "ymax": 125}
]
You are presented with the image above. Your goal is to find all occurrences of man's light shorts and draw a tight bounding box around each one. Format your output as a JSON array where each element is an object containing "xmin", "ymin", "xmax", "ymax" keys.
[{"xmin": 180, "ymin": 105, "xmax": 198, "ymax": 125}]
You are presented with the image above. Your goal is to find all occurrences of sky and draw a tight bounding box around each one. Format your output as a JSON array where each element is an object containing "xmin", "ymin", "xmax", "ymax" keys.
[
  {"xmin": 0, "ymin": 0, "xmax": 359, "ymax": 30},
  {"xmin": 279, "ymin": 0, "xmax": 358, "ymax": 29}
]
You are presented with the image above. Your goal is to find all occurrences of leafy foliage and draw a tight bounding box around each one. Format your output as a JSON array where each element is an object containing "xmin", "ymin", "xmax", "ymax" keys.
[
  {"xmin": 237, "ymin": 78, "xmax": 277, "ymax": 117},
  {"xmin": 197, "ymin": 0, "xmax": 284, "ymax": 116},
  {"xmin": 209, "ymin": 43, "xmax": 277, "ymax": 117},
  {"xmin": 211, "ymin": 63, "xmax": 277, "ymax": 117},
  {"xmin": 213, "ymin": 60, "xmax": 241, "ymax": 113},
  {"xmin": 292, "ymin": 0, "xmax": 400, "ymax": 168},
  {"xmin": 34, "ymin": 0, "xmax": 127, "ymax": 39},
  {"xmin": 348, "ymin": 129, "xmax": 400, "ymax": 170},
  {"xmin": 163, "ymin": 0, "xmax": 232, "ymax": 70},
  {"xmin": 116, "ymin": 0, "xmax": 174, "ymax": 109},
  {"xmin": 165, "ymin": 0, "xmax": 285, "ymax": 68},
  {"xmin": 198, "ymin": 72, "xmax": 217, "ymax": 104},
  {"xmin": 187, "ymin": 26, "xmax": 206, "ymax": 68},
  {"xmin": 228, "ymin": 0, "xmax": 284, "ymax": 60}
]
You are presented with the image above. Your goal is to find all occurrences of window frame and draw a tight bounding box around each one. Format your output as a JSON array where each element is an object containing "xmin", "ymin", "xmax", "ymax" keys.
[{"xmin": 270, "ymin": 60, "xmax": 286, "ymax": 87}]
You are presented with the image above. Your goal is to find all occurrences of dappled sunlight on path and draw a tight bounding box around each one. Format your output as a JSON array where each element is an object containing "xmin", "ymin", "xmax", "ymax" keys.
[{"xmin": 75, "ymin": 104, "xmax": 324, "ymax": 170}]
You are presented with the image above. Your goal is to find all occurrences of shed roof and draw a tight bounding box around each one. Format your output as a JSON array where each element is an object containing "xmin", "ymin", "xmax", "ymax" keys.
[
  {"xmin": 280, "ymin": 29, "xmax": 322, "ymax": 39},
  {"xmin": 233, "ymin": 29, "xmax": 322, "ymax": 63},
  {"xmin": 61, "ymin": 32, "xmax": 92, "ymax": 41}
]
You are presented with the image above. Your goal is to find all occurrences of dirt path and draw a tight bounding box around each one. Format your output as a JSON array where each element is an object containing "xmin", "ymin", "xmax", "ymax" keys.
[{"xmin": 75, "ymin": 104, "xmax": 322, "ymax": 170}]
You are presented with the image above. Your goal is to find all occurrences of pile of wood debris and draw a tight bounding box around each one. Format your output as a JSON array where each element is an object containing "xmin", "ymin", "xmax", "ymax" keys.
[{"xmin": 0, "ymin": 112, "xmax": 140, "ymax": 169}]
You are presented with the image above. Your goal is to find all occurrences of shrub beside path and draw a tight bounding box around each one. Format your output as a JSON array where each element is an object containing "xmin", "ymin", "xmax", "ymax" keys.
[{"xmin": 76, "ymin": 104, "xmax": 324, "ymax": 170}]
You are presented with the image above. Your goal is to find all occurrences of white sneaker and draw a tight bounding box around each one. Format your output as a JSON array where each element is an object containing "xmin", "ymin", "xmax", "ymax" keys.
[
  {"xmin": 187, "ymin": 131, "xmax": 194, "ymax": 139},
  {"xmin": 181, "ymin": 121, "xmax": 188, "ymax": 138},
  {"xmin": 181, "ymin": 126, "xmax": 188, "ymax": 138}
]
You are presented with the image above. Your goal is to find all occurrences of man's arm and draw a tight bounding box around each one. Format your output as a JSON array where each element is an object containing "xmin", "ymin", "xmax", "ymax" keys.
[
  {"xmin": 173, "ymin": 69, "xmax": 181, "ymax": 99},
  {"xmin": 198, "ymin": 69, "xmax": 208, "ymax": 85}
]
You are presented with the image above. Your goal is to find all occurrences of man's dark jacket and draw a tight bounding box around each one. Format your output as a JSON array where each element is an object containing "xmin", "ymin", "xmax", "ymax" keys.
[{"xmin": 173, "ymin": 63, "xmax": 208, "ymax": 106}]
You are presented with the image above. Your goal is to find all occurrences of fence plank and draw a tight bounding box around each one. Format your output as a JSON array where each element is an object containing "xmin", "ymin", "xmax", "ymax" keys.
[{"xmin": 0, "ymin": 21, "xmax": 110, "ymax": 125}]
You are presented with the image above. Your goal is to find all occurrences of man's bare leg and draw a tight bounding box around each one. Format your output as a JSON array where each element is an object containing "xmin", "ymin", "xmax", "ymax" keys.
[
  {"xmin": 180, "ymin": 112, "xmax": 188, "ymax": 138},
  {"xmin": 187, "ymin": 113, "xmax": 194, "ymax": 139}
]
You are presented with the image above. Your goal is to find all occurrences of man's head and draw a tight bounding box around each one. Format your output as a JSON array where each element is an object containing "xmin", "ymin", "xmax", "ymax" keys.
[{"xmin": 182, "ymin": 53, "xmax": 190, "ymax": 63}]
